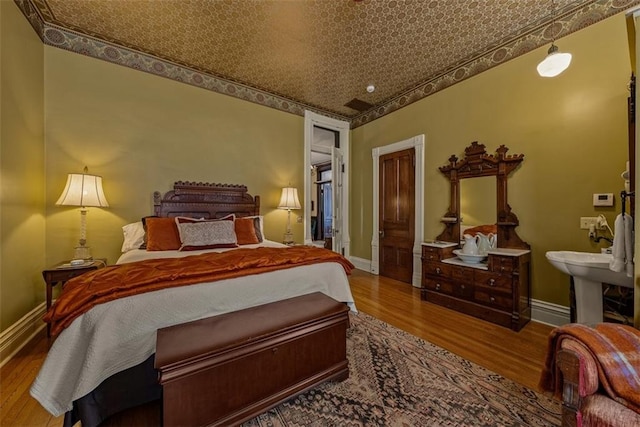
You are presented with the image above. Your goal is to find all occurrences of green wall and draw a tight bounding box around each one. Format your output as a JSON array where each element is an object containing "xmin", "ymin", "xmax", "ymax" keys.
[
  {"xmin": 0, "ymin": 0, "xmax": 46, "ymax": 331},
  {"xmin": 350, "ymin": 14, "xmax": 630, "ymax": 306},
  {"xmin": 44, "ymin": 46, "xmax": 305, "ymax": 268}
]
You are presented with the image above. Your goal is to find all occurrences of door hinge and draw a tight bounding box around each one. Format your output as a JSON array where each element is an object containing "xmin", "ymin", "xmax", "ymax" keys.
[
  {"xmin": 341, "ymin": 248, "xmax": 344, "ymax": 255},
  {"xmin": 341, "ymin": 164, "xmax": 345, "ymax": 173}
]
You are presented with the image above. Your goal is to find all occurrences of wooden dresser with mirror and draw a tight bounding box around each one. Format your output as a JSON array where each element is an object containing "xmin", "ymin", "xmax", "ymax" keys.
[{"xmin": 422, "ymin": 142, "xmax": 531, "ymax": 331}]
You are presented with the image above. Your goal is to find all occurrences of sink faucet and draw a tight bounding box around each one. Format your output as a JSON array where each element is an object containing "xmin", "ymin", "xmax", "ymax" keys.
[{"xmin": 592, "ymin": 235, "xmax": 613, "ymax": 244}]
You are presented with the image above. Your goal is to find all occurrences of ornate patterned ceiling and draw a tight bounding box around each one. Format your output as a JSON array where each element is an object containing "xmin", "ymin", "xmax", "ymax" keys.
[{"xmin": 17, "ymin": 0, "xmax": 640, "ymax": 127}]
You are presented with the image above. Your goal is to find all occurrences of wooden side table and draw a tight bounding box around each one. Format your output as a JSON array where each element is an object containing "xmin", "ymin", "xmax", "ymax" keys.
[{"xmin": 42, "ymin": 259, "xmax": 107, "ymax": 337}]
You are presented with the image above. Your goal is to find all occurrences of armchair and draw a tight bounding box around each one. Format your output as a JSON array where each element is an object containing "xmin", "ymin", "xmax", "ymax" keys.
[{"xmin": 540, "ymin": 323, "xmax": 640, "ymax": 427}]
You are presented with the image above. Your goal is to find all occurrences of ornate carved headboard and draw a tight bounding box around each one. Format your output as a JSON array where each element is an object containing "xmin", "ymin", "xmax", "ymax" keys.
[{"xmin": 153, "ymin": 181, "xmax": 260, "ymax": 219}]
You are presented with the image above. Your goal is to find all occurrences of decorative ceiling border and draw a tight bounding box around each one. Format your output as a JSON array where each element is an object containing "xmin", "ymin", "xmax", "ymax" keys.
[
  {"xmin": 351, "ymin": 0, "xmax": 640, "ymax": 128},
  {"xmin": 15, "ymin": 0, "xmax": 640, "ymax": 130},
  {"xmin": 13, "ymin": 0, "xmax": 346, "ymax": 123}
]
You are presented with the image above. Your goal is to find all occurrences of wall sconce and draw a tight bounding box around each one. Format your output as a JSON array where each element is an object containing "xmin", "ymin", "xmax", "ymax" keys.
[
  {"xmin": 56, "ymin": 166, "xmax": 109, "ymax": 261},
  {"xmin": 277, "ymin": 186, "xmax": 301, "ymax": 245}
]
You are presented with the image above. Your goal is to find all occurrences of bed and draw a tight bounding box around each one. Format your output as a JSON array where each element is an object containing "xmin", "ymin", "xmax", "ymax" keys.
[{"xmin": 30, "ymin": 182, "xmax": 356, "ymax": 427}]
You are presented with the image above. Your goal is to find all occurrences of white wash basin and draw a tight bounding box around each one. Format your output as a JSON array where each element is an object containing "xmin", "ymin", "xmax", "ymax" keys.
[
  {"xmin": 546, "ymin": 251, "xmax": 633, "ymax": 288},
  {"xmin": 545, "ymin": 251, "xmax": 633, "ymax": 324}
]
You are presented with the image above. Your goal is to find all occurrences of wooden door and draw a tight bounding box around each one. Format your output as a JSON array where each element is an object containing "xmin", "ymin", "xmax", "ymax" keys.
[{"xmin": 379, "ymin": 148, "xmax": 415, "ymax": 283}]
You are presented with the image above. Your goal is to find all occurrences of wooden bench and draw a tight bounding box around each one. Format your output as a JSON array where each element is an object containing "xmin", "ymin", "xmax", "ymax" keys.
[{"xmin": 155, "ymin": 292, "xmax": 350, "ymax": 427}]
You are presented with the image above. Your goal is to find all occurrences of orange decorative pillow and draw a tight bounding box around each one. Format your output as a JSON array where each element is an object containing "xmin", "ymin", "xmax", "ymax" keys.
[
  {"xmin": 145, "ymin": 217, "xmax": 181, "ymax": 251},
  {"xmin": 235, "ymin": 217, "xmax": 260, "ymax": 245}
]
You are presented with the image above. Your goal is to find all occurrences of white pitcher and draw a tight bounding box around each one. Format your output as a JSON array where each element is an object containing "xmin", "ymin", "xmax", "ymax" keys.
[
  {"xmin": 462, "ymin": 234, "xmax": 479, "ymax": 255},
  {"xmin": 477, "ymin": 232, "xmax": 497, "ymax": 255}
]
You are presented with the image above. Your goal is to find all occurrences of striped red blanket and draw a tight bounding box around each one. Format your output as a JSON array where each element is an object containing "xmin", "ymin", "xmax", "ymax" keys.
[{"xmin": 539, "ymin": 323, "xmax": 640, "ymax": 414}]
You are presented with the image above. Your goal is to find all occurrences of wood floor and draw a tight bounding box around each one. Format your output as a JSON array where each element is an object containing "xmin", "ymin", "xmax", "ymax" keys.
[{"xmin": 0, "ymin": 269, "xmax": 554, "ymax": 426}]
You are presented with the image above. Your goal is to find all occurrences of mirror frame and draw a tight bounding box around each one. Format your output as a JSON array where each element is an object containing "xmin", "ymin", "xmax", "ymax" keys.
[{"xmin": 436, "ymin": 141, "xmax": 530, "ymax": 249}]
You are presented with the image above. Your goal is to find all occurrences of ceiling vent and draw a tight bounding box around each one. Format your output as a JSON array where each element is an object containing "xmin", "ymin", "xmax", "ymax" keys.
[{"xmin": 344, "ymin": 98, "xmax": 374, "ymax": 112}]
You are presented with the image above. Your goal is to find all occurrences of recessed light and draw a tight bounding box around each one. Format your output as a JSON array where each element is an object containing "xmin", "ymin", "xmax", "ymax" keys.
[{"xmin": 366, "ymin": 84, "xmax": 375, "ymax": 93}]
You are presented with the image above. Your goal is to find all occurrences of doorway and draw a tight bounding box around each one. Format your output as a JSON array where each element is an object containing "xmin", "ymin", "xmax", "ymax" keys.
[
  {"xmin": 371, "ymin": 135, "xmax": 425, "ymax": 287},
  {"xmin": 304, "ymin": 111, "xmax": 350, "ymax": 256},
  {"xmin": 310, "ymin": 127, "xmax": 338, "ymax": 248}
]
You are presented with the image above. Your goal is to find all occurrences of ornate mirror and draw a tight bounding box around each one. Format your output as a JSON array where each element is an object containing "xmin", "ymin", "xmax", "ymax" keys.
[{"xmin": 436, "ymin": 142, "xmax": 529, "ymax": 249}]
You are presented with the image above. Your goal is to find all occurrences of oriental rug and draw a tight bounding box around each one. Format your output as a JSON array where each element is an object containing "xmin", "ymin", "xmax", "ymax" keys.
[{"xmin": 244, "ymin": 312, "xmax": 561, "ymax": 427}]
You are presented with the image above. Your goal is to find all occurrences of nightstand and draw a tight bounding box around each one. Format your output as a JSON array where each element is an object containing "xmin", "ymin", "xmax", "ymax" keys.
[{"xmin": 42, "ymin": 259, "xmax": 107, "ymax": 337}]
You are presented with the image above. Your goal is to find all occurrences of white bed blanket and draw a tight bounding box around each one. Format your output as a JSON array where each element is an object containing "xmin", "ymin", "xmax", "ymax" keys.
[{"xmin": 30, "ymin": 246, "xmax": 356, "ymax": 416}]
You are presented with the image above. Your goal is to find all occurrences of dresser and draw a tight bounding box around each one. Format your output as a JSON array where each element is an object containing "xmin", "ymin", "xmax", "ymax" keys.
[{"xmin": 421, "ymin": 242, "xmax": 531, "ymax": 331}]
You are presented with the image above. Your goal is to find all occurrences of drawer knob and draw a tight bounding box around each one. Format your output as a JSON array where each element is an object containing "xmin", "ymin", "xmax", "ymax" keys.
[
  {"xmin": 435, "ymin": 267, "xmax": 441, "ymax": 275},
  {"xmin": 461, "ymin": 284, "xmax": 465, "ymax": 290},
  {"xmin": 489, "ymin": 278, "xmax": 495, "ymax": 286},
  {"xmin": 272, "ymin": 347, "xmax": 278, "ymax": 354},
  {"xmin": 490, "ymin": 296, "xmax": 496, "ymax": 303},
  {"xmin": 429, "ymin": 255, "xmax": 435, "ymax": 260},
  {"xmin": 435, "ymin": 283, "xmax": 441, "ymax": 290}
]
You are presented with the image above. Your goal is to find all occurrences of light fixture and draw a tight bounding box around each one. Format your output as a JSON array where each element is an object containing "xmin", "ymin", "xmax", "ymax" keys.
[
  {"xmin": 56, "ymin": 166, "xmax": 109, "ymax": 261},
  {"xmin": 537, "ymin": 0, "xmax": 572, "ymax": 78},
  {"xmin": 366, "ymin": 84, "xmax": 375, "ymax": 93},
  {"xmin": 277, "ymin": 186, "xmax": 301, "ymax": 245}
]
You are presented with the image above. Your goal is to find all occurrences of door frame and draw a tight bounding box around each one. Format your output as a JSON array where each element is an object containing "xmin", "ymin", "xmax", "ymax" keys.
[
  {"xmin": 371, "ymin": 135, "xmax": 425, "ymax": 287},
  {"xmin": 304, "ymin": 110, "xmax": 350, "ymax": 257}
]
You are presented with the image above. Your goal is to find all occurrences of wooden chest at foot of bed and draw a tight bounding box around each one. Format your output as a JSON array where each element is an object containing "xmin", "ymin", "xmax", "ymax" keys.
[{"xmin": 155, "ymin": 292, "xmax": 350, "ymax": 427}]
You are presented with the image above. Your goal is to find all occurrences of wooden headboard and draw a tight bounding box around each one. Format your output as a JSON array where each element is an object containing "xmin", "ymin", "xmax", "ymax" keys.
[{"xmin": 153, "ymin": 181, "xmax": 260, "ymax": 219}]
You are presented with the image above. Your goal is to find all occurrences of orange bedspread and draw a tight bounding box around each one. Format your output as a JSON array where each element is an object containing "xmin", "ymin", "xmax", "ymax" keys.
[
  {"xmin": 539, "ymin": 323, "xmax": 640, "ymax": 414},
  {"xmin": 45, "ymin": 246, "xmax": 354, "ymax": 336}
]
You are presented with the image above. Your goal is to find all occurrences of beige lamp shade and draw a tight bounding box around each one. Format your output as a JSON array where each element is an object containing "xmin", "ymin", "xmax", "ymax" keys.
[
  {"xmin": 56, "ymin": 169, "xmax": 109, "ymax": 208},
  {"xmin": 277, "ymin": 187, "xmax": 301, "ymax": 210},
  {"xmin": 277, "ymin": 187, "xmax": 301, "ymax": 245},
  {"xmin": 56, "ymin": 167, "xmax": 109, "ymax": 260}
]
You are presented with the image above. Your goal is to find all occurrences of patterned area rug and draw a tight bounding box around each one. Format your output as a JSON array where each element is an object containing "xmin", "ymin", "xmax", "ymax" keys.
[{"xmin": 243, "ymin": 312, "xmax": 561, "ymax": 426}]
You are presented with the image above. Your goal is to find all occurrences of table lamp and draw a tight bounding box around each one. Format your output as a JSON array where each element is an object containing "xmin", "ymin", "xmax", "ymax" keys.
[
  {"xmin": 277, "ymin": 186, "xmax": 301, "ymax": 244},
  {"xmin": 56, "ymin": 166, "xmax": 109, "ymax": 261}
]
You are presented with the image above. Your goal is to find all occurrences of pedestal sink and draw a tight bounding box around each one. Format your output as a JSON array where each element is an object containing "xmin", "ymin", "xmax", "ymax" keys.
[{"xmin": 545, "ymin": 251, "xmax": 633, "ymax": 324}]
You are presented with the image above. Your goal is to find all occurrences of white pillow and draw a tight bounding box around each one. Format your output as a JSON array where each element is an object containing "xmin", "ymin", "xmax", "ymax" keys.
[{"xmin": 121, "ymin": 221, "xmax": 145, "ymax": 253}]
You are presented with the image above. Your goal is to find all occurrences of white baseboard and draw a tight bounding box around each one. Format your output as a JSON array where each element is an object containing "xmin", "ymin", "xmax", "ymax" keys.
[
  {"xmin": 0, "ymin": 302, "xmax": 46, "ymax": 368},
  {"xmin": 531, "ymin": 299, "xmax": 570, "ymax": 327},
  {"xmin": 349, "ymin": 256, "xmax": 372, "ymax": 272}
]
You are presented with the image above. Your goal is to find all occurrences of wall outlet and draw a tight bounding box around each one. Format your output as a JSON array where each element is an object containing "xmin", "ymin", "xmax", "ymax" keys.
[{"xmin": 580, "ymin": 217, "xmax": 598, "ymax": 230}]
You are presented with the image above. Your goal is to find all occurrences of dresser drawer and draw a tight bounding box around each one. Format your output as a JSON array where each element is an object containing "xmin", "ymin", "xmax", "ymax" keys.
[
  {"xmin": 451, "ymin": 265, "xmax": 473, "ymax": 282},
  {"xmin": 422, "ymin": 246, "xmax": 442, "ymax": 261},
  {"xmin": 474, "ymin": 289, "xmax": 512, "ymax": 310},
  {"xmin": 453, "ymin": 281, "xmax": 474, "ymax": 299},
  {"xmin": 489, "ymin": 256, "xmax": 515, "ymax": 274},
  {"xmin": 423, "ymin": 261, "xmax": 451, "ymax": 278},
  {"xmin": 474, "ymin": 270, "xmax": 512, "ymax": 290},
  {"xmin": 424, "ymin": 278, "xmax": 454, "ymax": 295}
]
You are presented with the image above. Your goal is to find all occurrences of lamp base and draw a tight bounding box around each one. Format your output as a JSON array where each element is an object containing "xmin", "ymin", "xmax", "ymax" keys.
[
  {"xmin": 73, "ymin": 244, "xmax": 93, "ymax": 261},
  {"xmin": 283, "ymin": 232, "xmax": 294, "ymax": 245}
]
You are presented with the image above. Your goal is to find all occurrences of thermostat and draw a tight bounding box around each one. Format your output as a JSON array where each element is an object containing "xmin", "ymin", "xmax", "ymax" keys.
[{"xmin": 593, "ymin": 193, "xmax": 614, "ymax": 207}]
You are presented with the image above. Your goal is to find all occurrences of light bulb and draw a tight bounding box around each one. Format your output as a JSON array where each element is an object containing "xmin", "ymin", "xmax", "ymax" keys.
[{"xmin": 537, "ymin": 44, "xmax": 572, "ymax": 77}]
